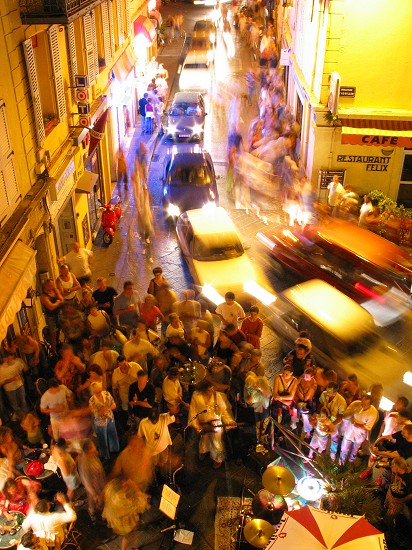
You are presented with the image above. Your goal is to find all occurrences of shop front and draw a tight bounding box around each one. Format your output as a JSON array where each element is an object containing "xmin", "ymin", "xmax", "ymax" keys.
[{"xmin": 309, "ymin": 111, "xmax": 412, "ymax": 202}]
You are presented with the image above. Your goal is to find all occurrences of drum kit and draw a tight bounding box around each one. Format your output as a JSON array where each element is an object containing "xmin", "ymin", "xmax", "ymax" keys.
[{"xmin": 237, "ymin": 466, "xmax": 295, "ymax": 549}]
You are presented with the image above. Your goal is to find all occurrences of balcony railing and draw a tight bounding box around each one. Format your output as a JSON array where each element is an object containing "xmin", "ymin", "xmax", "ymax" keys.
[{"xmin": 20, "ymin": 0, "xmax": 104, "ymax": 24}]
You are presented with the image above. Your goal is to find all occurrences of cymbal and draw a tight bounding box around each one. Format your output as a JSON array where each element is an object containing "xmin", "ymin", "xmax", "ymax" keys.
[
  {"xmin": 244, "ymin": 518, "xmax": 275, "ymax": 548},
  {"xmin": 262, "ymin": 466, "xmax": 295, "ymax": 496},
  {"xmin": 252, "ymin": 489, "xmax": 288, "ymax": 524}
]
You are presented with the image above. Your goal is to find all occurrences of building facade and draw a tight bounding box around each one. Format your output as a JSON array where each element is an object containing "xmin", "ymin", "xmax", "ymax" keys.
[
  {"xmin": 0, "ymin": 0, "xmax": 156, "ymax": 344},
  {"xmin": 276, "ymin": 0, "xmax": 412, "ymax": 203}
]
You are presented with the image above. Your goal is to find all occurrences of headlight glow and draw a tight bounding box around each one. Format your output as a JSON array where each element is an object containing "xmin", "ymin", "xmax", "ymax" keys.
[
  {"xmin": 202, "ymin": 284, "xmax": 225, "ymax": 306},
  {"xmin": 167, "ymin": 203, "xmax": 180, "ymax": 217},
  {"xmin": 379, "ymin": 396, "xmax": 395, "ymax": 411},
  {"xmin": 403, "ymin": 371, "xmax": 412, "ymax": 386},
  {"xmin": 243, "ymin": 281, "xmax": 277, "ymax": 305}
]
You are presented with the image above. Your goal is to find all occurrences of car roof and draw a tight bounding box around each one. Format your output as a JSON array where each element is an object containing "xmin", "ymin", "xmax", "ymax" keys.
[
  {"xmin": 194, "ymin": 19, "xmax": 214, "ymax": 29},
  {"xmin": 183, "ymin": 207, "xmax": 236, "ymax": 236},
  {"xmin": 282, "ymin": 279, "xmax": 375, "ymax": 340},
  {"xmin": 168, "ymin": 152, "xmax": 208, "ymax": 166},
  {"xmin": 183, "ymin": 51, "xmax": 209, "ymax": 64},
  {"xmin": 311, "ymin": 219, "xmax": 409, "ymax": 267},
  {"xmin": 172, "ymin": 92, "xmax": 202, "ymax": 103}
]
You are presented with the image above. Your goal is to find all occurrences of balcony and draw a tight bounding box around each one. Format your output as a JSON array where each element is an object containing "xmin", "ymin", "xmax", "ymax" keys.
[{"xmin": 20, "ymin": 0, "xmax": 104, "ymax": 24}]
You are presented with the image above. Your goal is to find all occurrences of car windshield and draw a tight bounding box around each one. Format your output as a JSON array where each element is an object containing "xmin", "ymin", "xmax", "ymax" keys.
[
  {"xmin": 191, "ymin": 39, "xmax": 209, "ymax": 49},
  {"xmin": 192, "ymin": 233, "xmax": 244, "ymax": 261},
  {"xmin": 169, "ymin": 165, "xmax": 211, "ymax": 186},
  {"xmin": 184, "ymin": 63, "xmax": 208, "ymax": 70},
  {"xmin": 195, "ymin": 22, "xmax": 212, "ymax": 30},
  {"xmin": 169, "ymin": 102, "xmax": 202, "ymax": 116}
]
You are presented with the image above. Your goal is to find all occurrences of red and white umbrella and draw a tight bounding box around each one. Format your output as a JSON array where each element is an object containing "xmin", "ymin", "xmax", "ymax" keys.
[{"xmin": 265, "ymin": 506, "xmax": 386, "ymax": 550}]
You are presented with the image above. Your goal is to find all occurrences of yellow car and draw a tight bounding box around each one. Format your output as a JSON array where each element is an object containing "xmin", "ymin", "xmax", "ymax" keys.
[{"xmin": 176, "ymin": 206, "xmax": 275, "ymax": 307}]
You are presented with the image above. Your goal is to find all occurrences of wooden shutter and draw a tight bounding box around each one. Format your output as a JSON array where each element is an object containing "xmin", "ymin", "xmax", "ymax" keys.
[
  {"xmin": 116, "ymin": 0, "xmax": 124, "ymax": 47},
  {"xmin": 23, "ymin": 38, "xmax": 46, "ymax": 146},
  {"xmin": 0, "ymin": 101, "xmax": 20, "ymax": 223},
  {"xmin": 90, "ymin": 10, "xmax": 99, "ymax": 80},
  {"xmin": 48, "ymin": 25, "xmax": 67, "ymax": 122},
  {"xmin": 108, "ymin": 0, "xmax": 116, "ymax": 55},
  {"xmin": 124, "ymin": 0, "xmax": 131, "ymax": 39},
  {"xmin": 101, "ymin": 1, "xmax": 113, "ymax": 65},
  {"xmin": 67, "ymin": 22, "xmax": 78, "ymax": 99},
  {"xmin": 83, "ymin": 12, "xmax": 97, "ymax": 84}
]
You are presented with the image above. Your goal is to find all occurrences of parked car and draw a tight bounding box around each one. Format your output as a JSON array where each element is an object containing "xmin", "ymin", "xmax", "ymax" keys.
[
  {"xmin": 179, "ymin": 51, "xmax": 212, "ymax": 93},
  {"xmin": 193, "ymin": 19, "xmax": 216, "ymax": 45},
  {"xmin": 176, "ymin": 207, "xmax": 275, "ymax": 306},
  {"xmin": 162, "ymin": 92, "xmax": 207, "ymax": 142},
  {"xmin": 162, "ymin": 150, "xmax": 218, "ymax": 219},
  {"xmin": 257, "ymin": 219, "xmax": 412, "ymax": 326},
  {"xmin": 266, "ymin": 279, "xmax": 412, "ymax": 409}
]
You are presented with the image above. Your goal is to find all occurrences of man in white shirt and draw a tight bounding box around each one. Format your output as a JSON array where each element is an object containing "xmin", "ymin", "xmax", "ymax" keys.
[
  {"xmin": 318, "ymin": 382, "xmax": 347, "ymax": 460},
  {"xmin": 112, "ymin": 356, "xmax": 141, "ymax": 409},
  {"xmin": 138, "ymin": 407, "xmax": 175, "ymax": 466},
  {"xmin": 0, "ymin": 351, "xmax": 28, "ymax": 421},
  {"xmin": 162, "ymin": 367, "xmax": 188, "ymax": 417},
  {"xmin": 215, "ymin": 292, "xmax": 245, "ymax": 330},
  {"xmin": 58, "ymin": 242, "xmax": 93, "ymax": 285},
  {"xmin": 327, "ymin": 174, "xmax": 345, "ymax": 216},
  {"xmin": 339, "ymin": 395, "xmax": 378, "ymax": 464},
  {"xmin": 122, "ymin": 330, "xmax": 158, "ymax": 372},
  {"xmin": 40, "ymin": 378, "xmax": 72, "ymax": 439},
  {"xmin": 21, "ymin": 492, "xmax": 76, "ymax": 547}
]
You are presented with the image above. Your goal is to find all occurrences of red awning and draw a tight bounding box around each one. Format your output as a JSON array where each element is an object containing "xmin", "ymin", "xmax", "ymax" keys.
[
  {"xmin": 134, "ymin": 15, "xmax": 157, "ymax": 42},
  {"xmin": 112, "ymin": 45, "xmax": 137, "ymax": 81},
  {"xmin": 88, "ymin": 109, "xmax": 110, "ymax": 158},
  {"xmin": 340, "ymin": 118, "xmax": 412, "ymax": 147}
]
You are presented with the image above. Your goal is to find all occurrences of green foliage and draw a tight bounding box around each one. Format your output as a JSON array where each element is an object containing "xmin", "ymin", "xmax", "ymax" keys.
[
  {"xmin": 315, "ymin": 454, "xmax": 382, "ymax": 525},
  {"xmin": 324, "ymin": 110, "xmax": 340, "ymax": 126}
]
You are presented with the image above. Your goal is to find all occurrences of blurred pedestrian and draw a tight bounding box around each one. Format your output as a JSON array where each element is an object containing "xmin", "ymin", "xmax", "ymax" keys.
[
  {"xmin": 145, "ymin": 98, "xmax": 154, "ymax": 134},
  {"xmin": 77, "ymin": 439, "xmax": 106, "ymax": 523},
  {"xmin": 58, "ymin": 242, "xmax": 93, "ymax": 286},
  {"xmin": 116, "ymin": 148, "xmax": 128, "ymax": 190},
  {"xmin": 138, "ymin": 93, "xmax": 148, "ymax": 134},
  {"xmin": 89, "ymin": 382, "xmax": 119, "ymax": 460}
]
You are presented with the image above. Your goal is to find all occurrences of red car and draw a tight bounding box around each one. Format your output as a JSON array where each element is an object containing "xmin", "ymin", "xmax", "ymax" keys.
[{"xmin": 257, "ymin": 219, "xmax": 412, "ymax": 326}]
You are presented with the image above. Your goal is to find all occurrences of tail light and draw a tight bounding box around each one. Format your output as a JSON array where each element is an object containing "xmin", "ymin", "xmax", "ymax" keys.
[{"xmin": 354, "ymin": 282, "xmax": 386, "ymax": 304}]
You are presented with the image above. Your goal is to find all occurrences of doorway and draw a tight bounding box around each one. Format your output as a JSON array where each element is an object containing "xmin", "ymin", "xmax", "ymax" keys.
[{"xmin": 57, "ymin": 198, "xmax": 77, "ymax": 256}]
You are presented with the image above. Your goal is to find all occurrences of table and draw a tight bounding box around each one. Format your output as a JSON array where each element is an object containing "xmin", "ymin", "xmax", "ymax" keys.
[
  {"xmin": 22, "ymin": 458, "xmax": 56, "ymax": 481},
  {"xmin": 179, "ymin": 362, "xmax": 206, "ymax": 386},
  {"xmin": 0, "ymin": 511, "xmax": 25, "ymax": 549}
]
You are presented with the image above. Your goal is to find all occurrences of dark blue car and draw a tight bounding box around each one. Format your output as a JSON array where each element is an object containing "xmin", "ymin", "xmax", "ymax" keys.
[{"xmin": 162, "ymin": 151, "xmax": 219, "ymax": 218}]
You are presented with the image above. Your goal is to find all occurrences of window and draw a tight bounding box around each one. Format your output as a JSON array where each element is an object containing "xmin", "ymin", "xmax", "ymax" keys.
[
  {"xmin": 0, "ymin": 101, "xmax": 20, "ymax": 226},
  {"xmin": 23, "ymin": 27, "xmax": 67, "ymax": 146},
  {"xmin": 397, "ymin": 150, "xmax": 412, "ymax": 208}
]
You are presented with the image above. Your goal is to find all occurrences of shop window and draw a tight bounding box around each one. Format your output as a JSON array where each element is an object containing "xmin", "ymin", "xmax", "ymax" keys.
[{"xmin": 397, "ymin": 150, "xmax": 412, "ymax": 208}]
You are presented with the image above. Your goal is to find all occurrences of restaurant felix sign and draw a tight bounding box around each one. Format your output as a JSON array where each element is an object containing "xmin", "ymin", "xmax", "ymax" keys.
[{"xmin": 337, "ymin": 154, "xmax": 391, "ymax": 171}]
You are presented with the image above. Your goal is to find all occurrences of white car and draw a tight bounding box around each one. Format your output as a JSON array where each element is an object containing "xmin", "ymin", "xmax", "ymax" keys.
[
  {"xmin": 266, "ymin": 279, "xmax": 412, "ymax": 409},
  {"xmin": 179, "ymin": 52, "xmax": 212, "ymax": 94},
  {"xmin": 176, "ymin": 206, "xmax": 275, "ymax": 307}
]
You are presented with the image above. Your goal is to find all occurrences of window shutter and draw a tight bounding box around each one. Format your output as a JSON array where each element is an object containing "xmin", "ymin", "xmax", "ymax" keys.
[
  {"xmin": 23, "ymin": 39, "xmax": 46, "ymax": 146},
  {"xmin": 125, "ymin": 0, "xmax": 131, "ymax": 39},
  {"xmin": 116, "ymin": 0, "xmax": 124, "ymax": 47},
  {"xmin": 0, "ymin": 101, "xmax": 20, "ymax": 223},
  {"xmin": 108, "ymin": 0, "xmax": 116, "ymax": 56},
  {"xmin": 67, "ymin": 22, "xmax": 78, "ymax": 99},
  {"xmin": 90, "ymin": 10, "xmax": 99, "ymax": 81},
  {"xmin": 48, "ymin": 25, "xmax": 67, "ymax": 122},
  {"xmin": 83, "ymin": 13, "xmax": 97, "ymax": 84},
  {"xmin": 101, "ymin": 1, "xmax": 113, "ymax": 65}
]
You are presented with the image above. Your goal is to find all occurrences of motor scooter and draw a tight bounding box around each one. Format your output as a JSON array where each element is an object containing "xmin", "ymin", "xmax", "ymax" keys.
[{"xmin": 100, "ymin": 195, "xmax": 122, "ymax": 245}]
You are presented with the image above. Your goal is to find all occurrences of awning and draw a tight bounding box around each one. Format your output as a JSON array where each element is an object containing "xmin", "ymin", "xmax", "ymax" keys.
[
  {"xmin": 134, "ymin": 15, "xmax": 157, "ymax": 42},
  {"xmin": 341, "ymin": 118, "xmax": 412, "ymax": 147},
  {"xmin": 0, "ymin": 241, "xmax": 37, "ymax": 342},
  {"xmin": 88, "ymin": 108, "xmax": 110, "ymax": 159},
  {"xmin": 112, "ymin": 45, "xmax": 138, "ymax": 81},
  {"xmin": 76, "ymin": 170, "xmax": 98, "ymax": 193}
]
